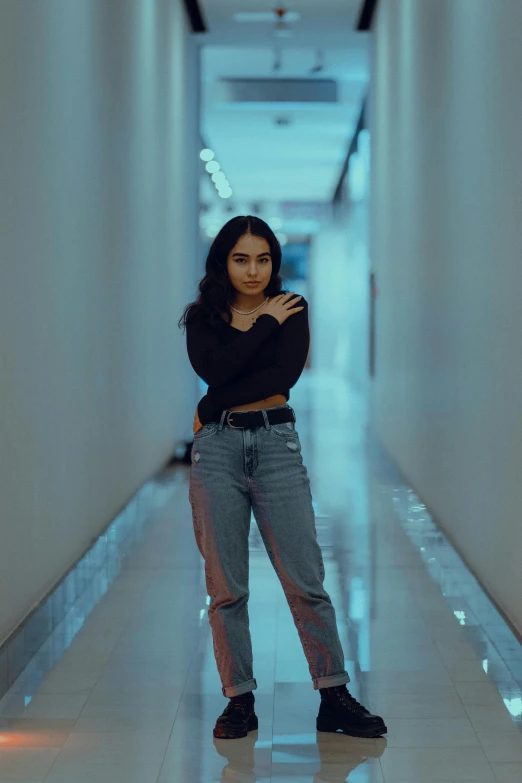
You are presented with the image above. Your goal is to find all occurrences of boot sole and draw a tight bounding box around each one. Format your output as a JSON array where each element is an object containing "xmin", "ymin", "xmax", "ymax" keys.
[
  {"xmin": 317, "ymin": 716, "xmax": 387, "ymax": 738},
  {"xmin": 213, "ymin": 713, "xmax": 258, "ymax": 739}
]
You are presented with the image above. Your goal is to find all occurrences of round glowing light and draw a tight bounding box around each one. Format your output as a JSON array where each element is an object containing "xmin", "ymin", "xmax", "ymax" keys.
[
  {"xmin": 269, "ymin": 217, "xmax": 283, "ymax": 230},
  {"xmin": 218, "ymin": 189, "xmax": 233, "ymax": 199},
  {"xmin": 206, "ymin": 161, "xmax": 221, "ymax": 174},
  {"xmin": 200, "ymin": 149, "xmax": 215, "ymax": 162},
  {"xmin": 276, "ymin": 232, "xmax": 288, "ymax": 246},
  {"xmin": 212, "ymin": 172, "xmax": 227, "ymax": 183},
  {"xmin": 206, "ymin": 227, "xmax": 218, "ymax": 238}
]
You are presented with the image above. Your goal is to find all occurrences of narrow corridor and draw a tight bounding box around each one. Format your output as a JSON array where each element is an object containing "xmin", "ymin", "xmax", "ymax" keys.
[{"xmin": 1, "ymin": 373, "xmax": 521, "ymax": 782}]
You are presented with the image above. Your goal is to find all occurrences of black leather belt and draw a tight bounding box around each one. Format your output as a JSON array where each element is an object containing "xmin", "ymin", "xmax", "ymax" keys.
[{"xmin": 222, "ymin": 406, "xmax": 295, "ymax": 429}]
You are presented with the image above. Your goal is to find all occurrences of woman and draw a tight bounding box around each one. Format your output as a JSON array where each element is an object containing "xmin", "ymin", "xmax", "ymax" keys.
[{"xmin": 179, "ymin": 215, "xmax": 386, "ymax": 740}]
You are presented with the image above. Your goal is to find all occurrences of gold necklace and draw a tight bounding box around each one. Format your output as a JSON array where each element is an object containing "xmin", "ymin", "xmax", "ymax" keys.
[{"xmin": 229, "ymin": 296, "xmax": 269, "ymax": 315}]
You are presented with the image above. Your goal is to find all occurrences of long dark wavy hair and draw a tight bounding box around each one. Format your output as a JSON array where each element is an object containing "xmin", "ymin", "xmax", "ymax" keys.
[{"xmin": 178, "ymin": 215, "xmax": 287, "ymax": 333}]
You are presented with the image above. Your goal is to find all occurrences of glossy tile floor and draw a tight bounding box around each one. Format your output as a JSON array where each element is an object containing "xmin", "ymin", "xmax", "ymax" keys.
[{"xmin": 1, "ymin": 374, "xmax": 522, "ymax": 782}]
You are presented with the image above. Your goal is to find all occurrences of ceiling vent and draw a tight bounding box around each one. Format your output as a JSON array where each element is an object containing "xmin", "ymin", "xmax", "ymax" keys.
[
  {"xmin": 217, "ymin": 78, "xmax": 338, "ymax": 104},
  {"xmin": 233, "ymin": 11, "xmax": 301, "ymax": 23}
]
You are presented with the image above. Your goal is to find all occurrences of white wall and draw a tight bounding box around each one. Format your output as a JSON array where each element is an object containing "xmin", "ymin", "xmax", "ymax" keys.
[
  {"xmin": 309, "ymin": 197, "xmax": 370, "ymax": 397},
  {"xmin": 370, "ymin": 0, "xmax": 522, "ymax": 633},
  {"xmin": 310, "ymin": 221, "xmax": 352, "ymax": 376},
  {"xmin": 0, "ymin": 0, "xmax": 200, "ymax": 645}
]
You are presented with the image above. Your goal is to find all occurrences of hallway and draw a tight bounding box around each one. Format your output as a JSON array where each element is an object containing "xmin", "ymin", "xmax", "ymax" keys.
[
  {"xmin": 3, "ymin": 1, "xmax": 522, "ymax": 780},
  {"xmin": 1, "ymin": 373, "xmax": 521, "ymax": 782}
]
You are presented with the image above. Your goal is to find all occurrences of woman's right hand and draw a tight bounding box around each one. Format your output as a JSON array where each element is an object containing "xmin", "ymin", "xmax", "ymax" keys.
[
  {"xmin": 193, "ymin": 407, "xmax": 203, "ymax": 434},
  {"xmin": 258, "ymin": 293, "xmax": 304, "ymax": 326}
]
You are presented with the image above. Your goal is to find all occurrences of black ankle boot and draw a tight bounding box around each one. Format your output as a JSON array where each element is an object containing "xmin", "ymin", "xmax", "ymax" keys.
[
  {"xmin": 213, "ymin": 691, "xmax": 258, "ymax": 739},
  {"xmin": 317, "ymin": 684, "xmax": 387, "ymax": 738}
]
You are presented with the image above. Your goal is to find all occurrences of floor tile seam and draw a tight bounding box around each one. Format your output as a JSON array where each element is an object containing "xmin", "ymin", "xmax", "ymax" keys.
[
  {"xmin": 380, "ymin": 474, "xmax": 522, "ymax": 739},
  {"xmin": 380, "ymin": 749, "xmax": 499, "ymax": 783},
  {"xmin": 267, "ymin": 601, "xmax": 279, "ymax": 779},
  {"xmin": 153, "ymin": 630, "xmax": 210, "ymax": 783},
  {"xmin": 385, "ymin": 473, "xmax": 522, "ymax": 701},
  {"xmin": 20, "ymin": 624, "xmax": 132, "ymax": 771},
  {"xmin": 45, "ymin": 631, "xmax": 200, "ymax": 780},
  {"xmin": 490, "ymin": 761, "xmax": 522, "ymax": 783},
  {"xmin": 378, "ymin": 497, "xmax": 514, "ymax": 781}
]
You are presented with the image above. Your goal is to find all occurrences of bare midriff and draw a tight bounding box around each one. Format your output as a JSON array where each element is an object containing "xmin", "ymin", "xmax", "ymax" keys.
[{"xmin": 229, "ymin": 394, "xmax": 287, "ymax": 412}]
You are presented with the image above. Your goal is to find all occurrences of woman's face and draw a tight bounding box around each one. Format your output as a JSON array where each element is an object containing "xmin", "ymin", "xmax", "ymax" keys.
[{"xmin": 226, "ymin": 233, "xmax": 272, "ymax": 296}]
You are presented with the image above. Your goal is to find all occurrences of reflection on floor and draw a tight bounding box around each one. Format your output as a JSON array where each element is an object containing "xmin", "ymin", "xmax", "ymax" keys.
[{"xmin": 0, "ymin": 380, "xmax": 521, "ymax": 782}]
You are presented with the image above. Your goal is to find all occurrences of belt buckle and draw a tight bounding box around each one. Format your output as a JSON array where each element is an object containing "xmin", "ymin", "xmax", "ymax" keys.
[{"xmin": 226, "ymin": 411, "xmax": 242, "ymax": 429}]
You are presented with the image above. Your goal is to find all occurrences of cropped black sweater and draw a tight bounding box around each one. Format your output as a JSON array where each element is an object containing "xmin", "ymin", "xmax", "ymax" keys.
[{"xmin": 186, "ymin": 294, "xmax": 309, "ymax": 424}]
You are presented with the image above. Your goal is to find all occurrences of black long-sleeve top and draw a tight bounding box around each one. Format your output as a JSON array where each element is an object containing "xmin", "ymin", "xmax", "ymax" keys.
[{"xmin": 186, "ymin": 294, "xmax": 309, "ymax": 424}]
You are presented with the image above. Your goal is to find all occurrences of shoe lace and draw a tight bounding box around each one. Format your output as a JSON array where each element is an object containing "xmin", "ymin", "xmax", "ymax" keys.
[
  {"xmin": 341, "ymin": 691, "xmax": 365, "ymax": 712},
  {"xmin": 223, "ymin": 697, "xmax": 252, "ymax": 718},
  {"xmin": 326, "ymin": 686, "xmax": 367, "ymax": 714}
]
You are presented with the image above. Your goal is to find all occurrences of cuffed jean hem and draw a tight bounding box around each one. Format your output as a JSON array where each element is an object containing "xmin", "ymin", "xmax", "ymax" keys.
[
  {"xmin": 313, "ymin": 672, "xmax": 351, "ymax": 690},
  {"xmin": 222, "ymin": 678, "xmax": 258, "ymax": 698}
]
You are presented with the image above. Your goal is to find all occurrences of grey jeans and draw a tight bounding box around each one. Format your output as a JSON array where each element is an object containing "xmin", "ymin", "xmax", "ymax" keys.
[{"xmin": 188, "ymin": 403, "xmax": 350, "ymax": 698}]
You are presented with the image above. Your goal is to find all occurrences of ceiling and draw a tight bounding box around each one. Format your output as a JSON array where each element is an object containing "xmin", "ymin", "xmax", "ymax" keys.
[
  {"xmin": 199, "ymin": 0, "xmax": 366, "ymax": 47},
  {"xmin": 198, "ymin": 1, "xmax": 369, "ymax": 215}
]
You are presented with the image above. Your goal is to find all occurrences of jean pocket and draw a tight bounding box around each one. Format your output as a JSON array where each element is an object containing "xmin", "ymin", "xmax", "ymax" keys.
[
  {"xmin": 270, "ymin": 421, "xmax": 299, "ymax": 439},
  {"xmin": 193, "ymin": 422, "xmax": 219, "ymax": 440}
]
